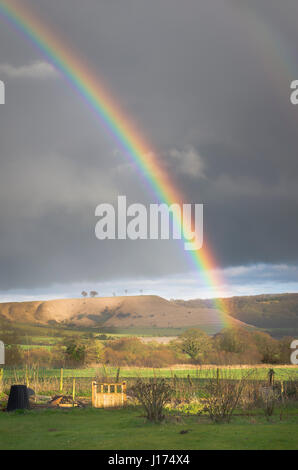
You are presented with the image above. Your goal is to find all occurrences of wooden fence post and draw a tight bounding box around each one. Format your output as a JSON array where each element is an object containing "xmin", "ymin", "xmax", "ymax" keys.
[
  {"xmin": 102, "ymin": 364, "xmax": 107, "ymax": 380},
  {"xmin": 25, "ymin": 365, "xmax": 29, "ymax": 388},
  {"xmin": 0, "ymin": 368, "xmax": 3, "ymax": 392},
  {"xmin": 72, "ymin": 378, "xmax": 76, "ymax": 403},
  {"xmin": 92, "ymin": 381, "xmax": 97, "ymax": 407},
  {"xmin": 123, "ymin": 381, "xmax": 127, "ymax": 405},
  {"xmin": 60, "ymin": 368, "xmax": 63, "ymax": 393}
]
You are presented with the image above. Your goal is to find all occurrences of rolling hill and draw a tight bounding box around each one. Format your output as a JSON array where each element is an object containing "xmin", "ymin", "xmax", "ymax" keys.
[
  {"xmin": 174, "ymin": 293, "xmax": 298, "ymax": 336},
  {"xmin": 0, "ymin": 295, "xmax": 248, "ymax": 334}
]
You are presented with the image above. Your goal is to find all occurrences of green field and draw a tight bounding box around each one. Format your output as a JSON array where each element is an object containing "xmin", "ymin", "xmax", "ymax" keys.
[
  {"xmin": 0, "ymin": 406, "xmax": 297, "ymax": 450},
  {"xmin": 3, "ymin": 366, "xmax": 298, "ymax": 381},
  {"xmin": 19, "ymin": 345, "xmax": 53, "ymax": 351},
  {"xmin": 11, "ymin": 322, "xmax": 187, "ymax": 338}
]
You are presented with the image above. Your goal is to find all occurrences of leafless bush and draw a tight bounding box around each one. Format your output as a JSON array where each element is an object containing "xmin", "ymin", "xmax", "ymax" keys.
[
  {"xmin": 204, "ymin": 378, "xmax": 246, "ymax": 423},
  {"xmin": 260, "ymin": 386, "xmax": 278, "ymax": 419},
  {"xmin": 284, "ymin": 380, "xmax": 298, "ymax": 401},
  {"xmin": 131, "ymin": 378, "xmax": 173, "ymax": 422}
]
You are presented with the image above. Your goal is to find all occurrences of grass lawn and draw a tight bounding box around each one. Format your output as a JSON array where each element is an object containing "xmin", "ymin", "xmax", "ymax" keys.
[{"xmin": 0, "ymin": 406, "xmax": 298, "ymax": 450}]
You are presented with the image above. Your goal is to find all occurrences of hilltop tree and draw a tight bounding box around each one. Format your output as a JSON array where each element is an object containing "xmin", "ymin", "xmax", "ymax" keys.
[
  {"xmin": 90, "ymin": 291, "xmax": 98, "ymax": 298},
  {"xmin": 81, "ymin": 291, "xmax": 88, "ymax": 298}
]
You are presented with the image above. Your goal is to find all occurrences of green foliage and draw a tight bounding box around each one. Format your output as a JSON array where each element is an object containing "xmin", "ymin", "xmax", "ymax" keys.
[
  {"xmin": 63, "ymin": 337, "xmax": 104, "ymax": 366},
  {"xmin": 172, "ymin": 328, "xmax": 212, "ymax": 363},
  {"xmin": 64, "ymin": 337, "xmax": 86, "ymax": 365},
  {"xmin": 213, "ymin": 328, "xmax": 292, "ymax": 364},
  {"xmin": 166, "ymin": 401, "xmax": 206, "ymax": 415}
]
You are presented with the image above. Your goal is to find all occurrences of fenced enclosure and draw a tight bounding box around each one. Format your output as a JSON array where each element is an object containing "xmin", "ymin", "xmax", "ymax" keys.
[
  {"xmin": 1, "ymin": 366, "xmax": 298, "ymax": 408},
  {"xmin": 92, "ymin": 381, "xmax": 127, "ymax": 408}
]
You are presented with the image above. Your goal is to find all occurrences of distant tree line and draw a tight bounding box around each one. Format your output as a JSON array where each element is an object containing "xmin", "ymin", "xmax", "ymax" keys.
[
  {"xmin": 0, "ymin": 316, "xmax": 295, "ymax": 367},
  {"xmin": 80, "ymin": 289, "xmax": 144, "ymax": 298}
]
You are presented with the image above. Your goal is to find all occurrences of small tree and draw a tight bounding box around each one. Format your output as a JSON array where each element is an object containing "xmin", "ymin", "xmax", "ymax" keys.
[
  {"xmin": 131, "ymin": 378, "xmax": 173, "ymax": 422},
  {"xmin": 64, "ymin": 338, "xmax": 86, "ymax": 365},
  {"xmin": 175, "ymin": 328, "xmax": 212, "ymax": 363},
  {"xmin": 81, "ymin": 291, "xmax": 88, "ymax": 298},
  {"xmin": 85, "ymin": 340, "xmax": 104, "ymax": 364},
  {"xmin": 90, "ymin": 291, "xmax": 98, "ymax": 298}
]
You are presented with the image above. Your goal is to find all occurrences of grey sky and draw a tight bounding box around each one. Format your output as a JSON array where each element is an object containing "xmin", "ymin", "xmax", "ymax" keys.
[{"xmin": 0, "ymin": 0, "xmax": 298, "ymax": 299}]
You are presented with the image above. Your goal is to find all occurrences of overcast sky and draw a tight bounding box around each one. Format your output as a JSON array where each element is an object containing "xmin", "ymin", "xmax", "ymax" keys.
[{"xmin": 0, "ymin": 0, "xmax": 298, "ymax": 301}]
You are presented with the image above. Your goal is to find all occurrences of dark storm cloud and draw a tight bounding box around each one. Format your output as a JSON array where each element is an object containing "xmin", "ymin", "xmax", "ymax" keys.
[{"xmin": 0, "ymin": 0, "xmax": 298, "ymax": 290}]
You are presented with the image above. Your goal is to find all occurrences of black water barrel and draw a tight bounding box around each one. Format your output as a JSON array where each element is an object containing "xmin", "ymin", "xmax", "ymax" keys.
[{"xmin": 7, "ymin": 385, "xmax": 30, "ymax": 412}]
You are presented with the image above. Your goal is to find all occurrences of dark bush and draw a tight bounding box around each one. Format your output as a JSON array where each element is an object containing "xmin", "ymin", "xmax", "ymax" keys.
[{"xmin": 131, "ymin": 378, "xmax": 173, "ymax": 422}]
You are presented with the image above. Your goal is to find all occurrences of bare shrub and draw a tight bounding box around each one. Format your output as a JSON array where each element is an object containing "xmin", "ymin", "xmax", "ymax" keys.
[
  {"xmin": 284, "ymin": 379, "xmax": 298, "ymax": 401},
  {"xmin": 204, "ymin": 378, "xmax": 246, "ymax": 423},
  {"xmin": 131, "ymin": 378, "xmax": 173, "ymax": 422},
  {"xmin": 260, "ymin": 386, "xmax": 278, "ymax": 419},
  {"xmin": 239, "ymin": 380, "xmax": 262, "ymax": 410}
]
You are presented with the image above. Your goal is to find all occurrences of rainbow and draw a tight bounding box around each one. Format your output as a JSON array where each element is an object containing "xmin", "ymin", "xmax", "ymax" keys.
[{"xmin": 0, "ymin": 0, "xmax": 232, "ymax": 328}]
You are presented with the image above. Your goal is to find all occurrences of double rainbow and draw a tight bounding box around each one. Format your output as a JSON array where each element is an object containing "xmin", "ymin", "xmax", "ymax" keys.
[{"xmin": 0, "ymin": 0, "xmax": 231, "ymax": 328}]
